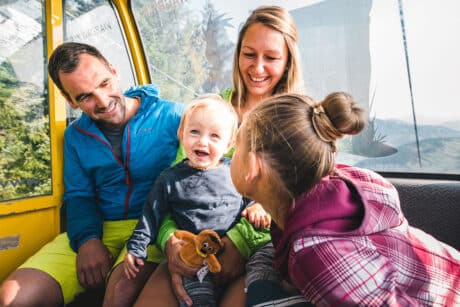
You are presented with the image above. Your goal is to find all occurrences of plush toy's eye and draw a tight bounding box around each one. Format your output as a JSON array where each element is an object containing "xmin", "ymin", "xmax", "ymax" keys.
[
  {"xmin": 202, "ymin": 242, "xmax": 209, "ymax": 248},
  {"xmin": 207, "ymin": 246, "xmax": 214, "ymax": 252}
]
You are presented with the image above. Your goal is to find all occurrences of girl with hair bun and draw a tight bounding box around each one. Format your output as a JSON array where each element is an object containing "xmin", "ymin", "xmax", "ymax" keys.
[{"xmin": 231, "ymin": 92, "xmax": 460, "ymax": 306}]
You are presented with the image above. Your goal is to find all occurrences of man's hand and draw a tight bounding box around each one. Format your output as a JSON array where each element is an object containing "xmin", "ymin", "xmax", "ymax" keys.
[
  {"xmin": 213, "ymin": 236, "xmax": 245, "ymax": 285},
  {"xmin": 76, "ymin": 238, "xmax": 113, "ymax": 289},
  {"xmin": 165, "ymin": 234, "xmax": 197, "ymax": 278},
  {"xmin": 165, "ymin": 234, "xmax": 198, "ymax": 306}
]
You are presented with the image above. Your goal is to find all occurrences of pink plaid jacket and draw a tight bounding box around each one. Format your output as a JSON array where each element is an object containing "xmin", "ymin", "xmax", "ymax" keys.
[{"xmin": 272, "ymin": 164, "xmax": 460, "ymax": 306}]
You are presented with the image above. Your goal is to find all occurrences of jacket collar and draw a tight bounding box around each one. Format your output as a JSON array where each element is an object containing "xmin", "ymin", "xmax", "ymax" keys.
[
  {"xmin": 71, "ymin": 84, "xmax": 161, "ymax": 133},
  {"xmin": 272, "ymin": 165, "xmax": 402, "ymax": 275}
]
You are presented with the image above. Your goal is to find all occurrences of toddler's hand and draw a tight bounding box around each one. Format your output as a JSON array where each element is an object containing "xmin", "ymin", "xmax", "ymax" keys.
[
  {"xmin": 124, "ymin": 252, "xmax": 144, "ymax": 279},
  {"xmin": 242, "ymin": 202, "xmax": 271, "ymax": 229}
]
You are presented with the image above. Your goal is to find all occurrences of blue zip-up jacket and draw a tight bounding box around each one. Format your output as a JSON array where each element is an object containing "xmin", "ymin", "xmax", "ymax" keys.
[{"xmin": 63, "ymin": 84, "xmax": 184, "ymax": 251}]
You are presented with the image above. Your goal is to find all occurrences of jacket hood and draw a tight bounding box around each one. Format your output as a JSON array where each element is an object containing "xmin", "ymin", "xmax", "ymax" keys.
[
  {"xmin": 124, "ymin": 84, "xmax": 160, "ymax": 109},
  {"xmin": 272, "ymin": 164, "xmax": 403, "ymax": 274}
]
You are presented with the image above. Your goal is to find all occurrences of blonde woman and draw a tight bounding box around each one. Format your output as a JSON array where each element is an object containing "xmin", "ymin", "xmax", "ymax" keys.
[{"xmin": 135, "ymin": 6, "xmax": 307, "ymax": 307}]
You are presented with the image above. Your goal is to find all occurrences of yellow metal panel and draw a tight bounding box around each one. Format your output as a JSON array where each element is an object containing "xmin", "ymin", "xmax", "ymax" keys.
[
  {"xmin": 47, "ymin": 0, "xmax": 66, "ymax": 202},
  {"xmin": 0, "ymin": 207, "xmax": 59, "ymax": 281},
  {"xmin": 0, "ymin": 0, "xmax": 65, "ymax": 282},
  {"xmin": 0, "ymin": 195, "xmax": 63, "ymax": 215}
]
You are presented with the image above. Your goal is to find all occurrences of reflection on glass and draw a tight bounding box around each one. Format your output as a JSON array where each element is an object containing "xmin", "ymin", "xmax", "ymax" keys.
[
  {"xmin": 132, "ymin": 0, "xmax": 460, "ymax": 174},
  {"xmin": 132, "ymin": 0, "xmax": 235, "ymax": 103},
  {"xmin": 0, "ymin": 0, "xmax": 52, "ymax": 201},
  {"xmin": 63, "ymin": 0, "xmax": 136, "ymax": 121}
]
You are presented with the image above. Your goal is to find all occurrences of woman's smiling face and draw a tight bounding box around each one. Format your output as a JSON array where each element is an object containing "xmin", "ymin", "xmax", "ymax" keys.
[{"xmin": 238, "ymin": 23, "xmax": 289, "ymax": 101}]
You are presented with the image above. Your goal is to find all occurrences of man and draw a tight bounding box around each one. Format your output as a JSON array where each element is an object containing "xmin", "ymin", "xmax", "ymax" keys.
[{"xmin": 0, "ymin": 42, "xmax": 184, "ymax": 307}]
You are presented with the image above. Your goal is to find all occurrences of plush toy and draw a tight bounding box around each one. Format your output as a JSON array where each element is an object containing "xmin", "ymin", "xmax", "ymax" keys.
[{"xmin": 174, "ymin": 229, "xmax": 224, "ymax": 273}]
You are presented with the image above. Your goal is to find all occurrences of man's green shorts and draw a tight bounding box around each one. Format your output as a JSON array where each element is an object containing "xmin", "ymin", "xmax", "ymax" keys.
[{"xmin": 19, "ymin": 219, "xmax": 163, "ymax": 304}]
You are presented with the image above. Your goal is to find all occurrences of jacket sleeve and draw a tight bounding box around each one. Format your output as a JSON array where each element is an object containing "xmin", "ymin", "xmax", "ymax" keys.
[
  {"xmin": 227, "ymin": 217, "xmax": 271, "ymax": 259},
  {"xmin": 156, "ymin": 213, "xmax": 178, "ymax": 253},
  {"xmin": 127, "ymin": 174, "xmax": 169, "ymax": 260},
  {"xmin": 289, "ymin": 237, "xmax": 417, "ymax": 306},
  {"xmin": 63, "ymin": 132, "xmax": 103, "ymax": 252},
  {"xmin": 66, "ymin": 197, "xmax": 103, "ymax": 252},
  {"xmin": 156, "ymin": 207, "xmax": 271, "ymax": 258}
]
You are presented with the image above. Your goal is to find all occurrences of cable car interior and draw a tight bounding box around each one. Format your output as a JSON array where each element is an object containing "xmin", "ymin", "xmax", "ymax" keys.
[{"xmin": 1, "ymin": 0, "xmax": 459, "ymax": 306}]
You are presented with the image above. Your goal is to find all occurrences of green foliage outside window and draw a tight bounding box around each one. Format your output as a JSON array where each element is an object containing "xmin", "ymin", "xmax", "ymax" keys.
[
  {"xmin": 134, "ymin": 0, "xmax": 234, "ymax": 103},
  {"xmin": 0, "ymin": 62, "xmax": 51, "ymax": 201}
]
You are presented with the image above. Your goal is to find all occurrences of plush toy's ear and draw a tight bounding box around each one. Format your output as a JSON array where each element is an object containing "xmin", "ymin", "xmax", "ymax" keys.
[
  {"xmin": 207, "ymin": 231, "xmax": 223, "ymax": 249},
  {"xmin": 174, "ymin": 229, "xmax": 195, "ymax": 241}
]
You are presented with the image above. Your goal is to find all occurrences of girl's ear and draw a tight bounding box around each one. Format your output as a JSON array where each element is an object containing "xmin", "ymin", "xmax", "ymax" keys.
[{"xmin": 245, "ymin": 152, "xmax": 261, "ymax": 183}]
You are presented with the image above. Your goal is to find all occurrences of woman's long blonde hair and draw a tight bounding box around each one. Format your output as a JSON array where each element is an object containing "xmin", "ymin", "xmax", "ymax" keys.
[{"xmin": 232, "ymin": 6, "xmax": 305, "ymax": 110}]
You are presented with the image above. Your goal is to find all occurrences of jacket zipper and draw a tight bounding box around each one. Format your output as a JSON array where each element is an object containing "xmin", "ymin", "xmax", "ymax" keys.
[
  {"xmin": 75, "ymin": 124, "xmax": 132, "ymax": 219},
  {"xmin": 124, "ymin": 125, "xmax": 133, "ymax": 219}
]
